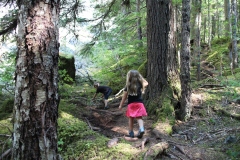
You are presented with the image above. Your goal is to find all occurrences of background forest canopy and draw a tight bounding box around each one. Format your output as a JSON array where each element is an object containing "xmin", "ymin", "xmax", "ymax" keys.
[{"xmin": 0, "ymin": 0, "xmax": 239, "ymax": 116}]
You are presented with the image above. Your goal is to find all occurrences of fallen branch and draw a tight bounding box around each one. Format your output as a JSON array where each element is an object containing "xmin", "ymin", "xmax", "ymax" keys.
[
  {"xmin": 175, "ymin": 145, "xmax": 192, "ymax": 159},
  {"xmin": 124, "ymin": 136, "xmax": 139, "ymax": 141},
  {"xmin": 0, "ymin": 134, "xmax": 11, "ymax": 137},
  {"xmin": 199, "ymin": 84, "xmax": 224, "ymax": 89},
  {"xmin": 135, "ymin": 137, "xmax": 149, "ymax": 150},
  {"xmin": 114, "ymin": 88, "xmax": 124, "ymax": 97},
  {"xmin": 0, "ymin": 148, "xmax": 11, "ymax": 160},
  {"xmin": 166, "ymin": 150, "xmax": 185, "ymax": 160},
  {"xmin": 84, "ymin": 117, "xmax": 101, "ymax": 131},
  {"xmin": 211, "ymin": 106, "xmax": 240, "ymax": 120},
  {"xmin": 144, "ymin": 142, "xmax": 169, "ymax": 160}
]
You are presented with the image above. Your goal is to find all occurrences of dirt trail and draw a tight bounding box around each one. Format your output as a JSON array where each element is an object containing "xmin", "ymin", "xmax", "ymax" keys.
[{"xmin": 81, "ymin": 91, "xmax": 240, "ymax": 160}]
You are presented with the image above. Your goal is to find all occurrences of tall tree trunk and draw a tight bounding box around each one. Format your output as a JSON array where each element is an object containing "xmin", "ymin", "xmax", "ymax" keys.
[
  {"xmin": 180, "ymin": 0, "xmax": 192, "ymax": 121},
  {"xmin": 207, "ymin": 0, "xmax": 211, "ymax": 48},
  {"xmin": 190, "ymin": 0, "xmax": 197, "ymax": 40},
  {"xmin": 203, "ymin": 17, "xmax": 206, "ymax": 43},
  {"xmin": 224, "ymin": 0, "xmax": 230, "ymax": 37},
  {"xmin": 13, "ymin": 1, "xmax": 60, "ymax": 159},
  {"xmin": 216, "ymin": 0, "xmax": 220, "ymax": 38},
  {"xmin": 231, "ymin": 0, "xmax": 238, "ymax": 69},
  {"xmin": 194, "ymin": 0, "xmax": 202, "ymax": 81},
  {"xmin": 212, "ymin": 15, "xmax": 216, "ymax": 39},
  {"xmin": 136, "ymin": 0, "xmax": 143, "ymax": 48},
  {"xmin": 145, "ymin": 0, "xmax": 180, "ymax": 117}
]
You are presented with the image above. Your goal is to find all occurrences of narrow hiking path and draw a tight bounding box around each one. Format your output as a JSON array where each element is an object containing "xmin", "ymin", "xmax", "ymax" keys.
[{"xmin": 78, "ymin": 90, "xmax": 240, "ymax": 159}]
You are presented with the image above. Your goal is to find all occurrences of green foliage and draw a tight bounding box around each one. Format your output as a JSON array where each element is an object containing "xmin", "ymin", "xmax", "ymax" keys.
[
  {"xmin": 0, "ymin": 98, "xmax": 14, "ymax": 120},
  {"xmin": 211, "ymin": 37, "xmax": 231, "ymax": 45},
  {"xmin": 58, "ymin": 53, "xmax": 75, "ymax": 84},
  {"xmin": 58, "ymin": 113, "xmax": 92, "ymax": 151},
  {"xmin": 0, "ymin": 119, "xmax": 13, "ymax": 154},
  {"xmin": 0, "ymin": 51, "xmax": 16, "ymax": 93},
  {"xmin": 205, "ymin": 38, "xmax": 231, "ymax": 72},
  {"xmin": 59, "ymin": 69, "xmax": 74, "ymax": 84}
]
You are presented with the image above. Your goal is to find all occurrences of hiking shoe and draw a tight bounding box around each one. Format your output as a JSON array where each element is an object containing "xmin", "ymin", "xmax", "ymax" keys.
[
  {"xmin": 104, "ymin": 106, "xmax": 109, "ymax": 110},
  {"xmin": 126, "ymin": 131, "xmax": 134, "ymax": 138},
  {"xmin": 137, "ymin": 131, "xmax": 145, "ymax": 139}
]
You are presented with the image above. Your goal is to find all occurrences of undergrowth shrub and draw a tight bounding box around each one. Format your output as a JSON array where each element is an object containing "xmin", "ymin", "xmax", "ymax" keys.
[{"xmin": 0, "ymin": 98, "xmax": 14, "ymax": 120}]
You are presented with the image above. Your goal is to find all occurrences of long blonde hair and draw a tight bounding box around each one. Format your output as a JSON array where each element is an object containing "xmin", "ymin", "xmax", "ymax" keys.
[{"xmin": 126, "ymin": 70, "xmax": 144, "ymax": 96}]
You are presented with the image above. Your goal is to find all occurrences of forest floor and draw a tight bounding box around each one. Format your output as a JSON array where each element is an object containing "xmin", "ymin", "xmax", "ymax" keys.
[{"xmin": 79, "ymin": 87, "xmax": 240, "ymax": 160}]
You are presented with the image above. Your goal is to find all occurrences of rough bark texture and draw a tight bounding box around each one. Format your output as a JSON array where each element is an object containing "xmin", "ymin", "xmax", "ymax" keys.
[
  {"xmin": 13, "ymin": 0, "xmax": 60, "ymax": 159},
  {"xmin": 180, "ymin": 0, "xmax": 192, "ymax": 121},
  {"xmin": 145, "ymin": 0, "xmax": 180, "ymax": 117},
  {"xmin": 146, "ymin": 0, "xmax": 169, "ymax": 100}
]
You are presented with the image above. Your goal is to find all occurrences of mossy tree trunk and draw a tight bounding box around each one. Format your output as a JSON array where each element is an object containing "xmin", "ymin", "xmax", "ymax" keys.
[
  {"xmin": 145, "ymin": 0, "xmax": 180, "ymax": 119},
  {"xmin": 13, "ymin": 0, "xmax": 60, "ymax": 159}
]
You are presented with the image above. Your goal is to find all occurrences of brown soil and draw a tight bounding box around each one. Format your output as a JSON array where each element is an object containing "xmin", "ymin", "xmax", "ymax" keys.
[{"xmin": 83, "ymin": 91, "xmax": 240, "ymax": 160}]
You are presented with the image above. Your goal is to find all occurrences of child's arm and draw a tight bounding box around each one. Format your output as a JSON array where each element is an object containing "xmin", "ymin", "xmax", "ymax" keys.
[
  {"xmin": 119, "ymin": 91, "xmax": 128, "ymax": 110},
  {"xmin": 142, "ymin": 78, "xmax": 148, "ymax": 88}
]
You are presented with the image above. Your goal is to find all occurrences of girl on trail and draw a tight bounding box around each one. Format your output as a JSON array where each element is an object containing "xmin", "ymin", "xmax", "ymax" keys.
[
  {"xmin": 119, "ymin": 70, "xmax": 148, "ymax": 138},
  {"xmin": 92, "ymin": 82, "xmax": 112, "ymax": 110}
]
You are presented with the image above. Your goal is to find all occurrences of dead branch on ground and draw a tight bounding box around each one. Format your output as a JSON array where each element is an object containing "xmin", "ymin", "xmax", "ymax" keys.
[
  {"xmin": 211, "ymin": 106, "xmax": 240, "ymax": 120},
  {"xmin": 124, "ymin": 136, "xmax": 139, "ymax": 141},
  {"xmin": 135, "ymin": 137, "xmax": 149, "ymax": 150},
  {"xmin": 0, "ymin": 148, "xmax": 12, "ymax": 160},
  {"xmin": 84, "ymin": 117, "xmax": 101, "ymax": 131},
  {"xmin": 143, "ymin": 141, "xmax": 169, "ymax": 160}
]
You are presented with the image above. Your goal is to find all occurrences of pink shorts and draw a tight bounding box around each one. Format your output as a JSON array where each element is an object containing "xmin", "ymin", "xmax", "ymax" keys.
[{"xmin": 126, "ymin": 102, "xmax": 148, "ymax": 118}]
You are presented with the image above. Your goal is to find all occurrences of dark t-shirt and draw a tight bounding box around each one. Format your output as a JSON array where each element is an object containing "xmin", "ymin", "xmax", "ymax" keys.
[
  {"xmin": 124, "ymin": 82, "xmax": 143, "ymax": 104},
  {"xmin": 96, "ymin": 86, "xmax": 111, "ymax": 95}
]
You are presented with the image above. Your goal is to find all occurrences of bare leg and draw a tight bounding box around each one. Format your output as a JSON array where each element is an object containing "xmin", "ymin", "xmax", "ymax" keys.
[
  {"xmin": 104, "ymin": 99, "xmax": 108, "ymax": 107},
  {"xmin": 128, "ymin": 117, "xmax": 134, "ymax": 137},
  {"xmin": 136, "ymin": 117, "xmax": 144, "ymax": 130},
  {"xmin": 136, "ymin": 117, "xmax": 145, "ymax": 138},
  {"xmin": 129, "ymin": 117, "xmax": 134, "ymax": 131}
]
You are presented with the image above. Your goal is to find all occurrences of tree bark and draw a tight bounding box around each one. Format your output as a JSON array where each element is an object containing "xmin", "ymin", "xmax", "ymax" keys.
[
  {"xmin": 136, "ymin": 0, "xmax": 143, "ymax": 48},
  {"xmin": 224, "ymin": 0, "xmax": 230, "ymax": 37},
  {"xmin": 13, "ymin": 1, "xmax": 60, "ymax": 159},
  {"xmin": 145, "ymin": 0, "xmax": 180, "ymax": 117},
  {"xmin": 194, "ymin": 0, "xmax": 202, "ymax": 81},
  {"xmin": 146, "ymin": 0, "xmax": 169, "ymax": 99},
  {"xmin": 180, "ymin": 0, "xmax": 192, "ymax": 121},
  {"xmin": 231, "ymin": 0, "xmax": 238, "ymax": 69}
]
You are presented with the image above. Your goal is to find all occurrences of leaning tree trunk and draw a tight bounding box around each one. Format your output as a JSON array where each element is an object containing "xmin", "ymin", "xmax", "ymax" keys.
[
  {"xmin": 145, "ymin": 0, "xmax": 180, "ymax": 118},
  {"xmin": 13, "ymin": 1, "xmax": 60, "ymax": 159},
  {"xmin": 180, "ymin": 0, "xmax": 192, "ymax": 121}
]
